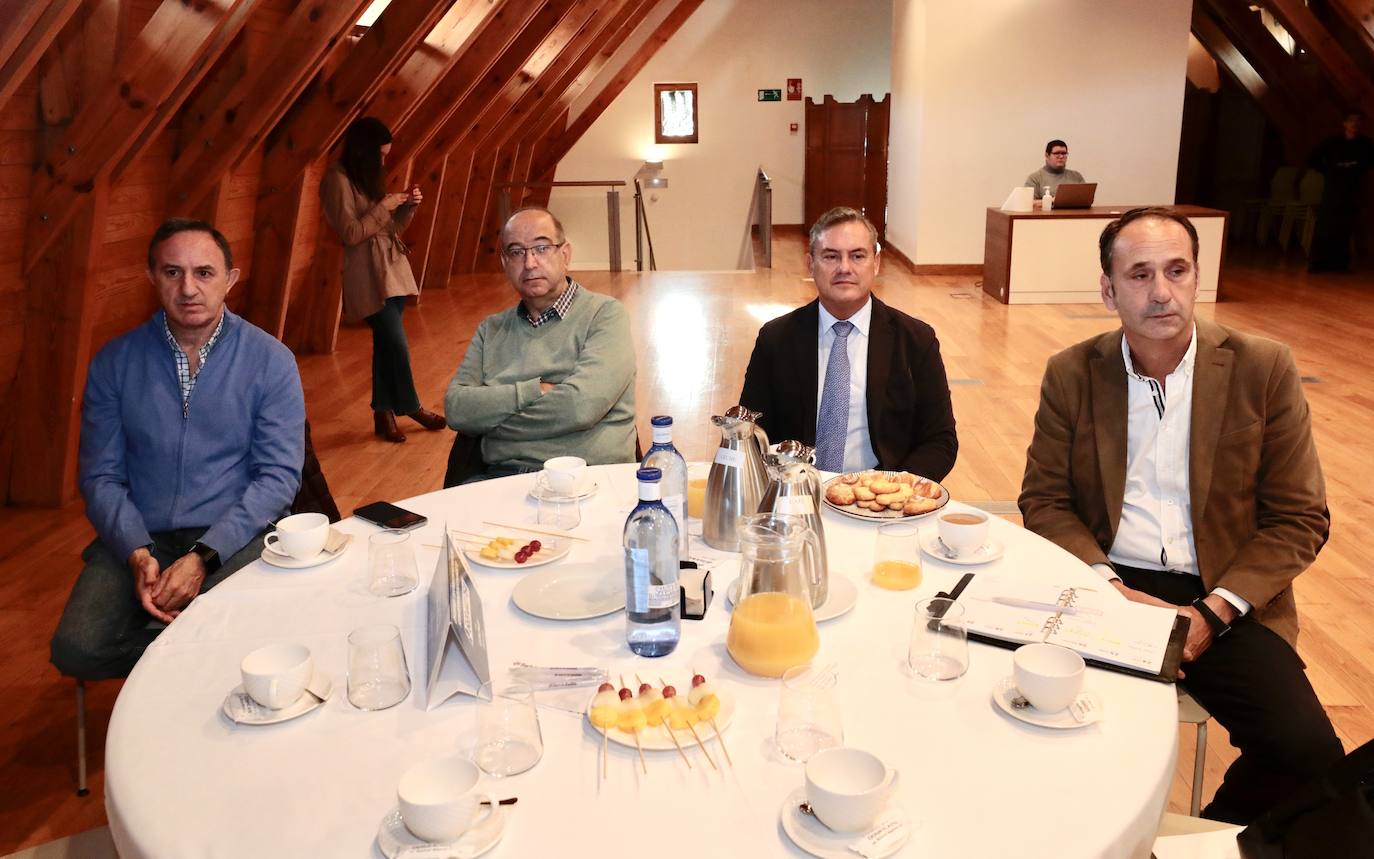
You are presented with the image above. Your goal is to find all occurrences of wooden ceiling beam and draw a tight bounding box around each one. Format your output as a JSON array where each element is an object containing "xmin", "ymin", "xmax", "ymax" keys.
[
  {"xmin": 1329, "ymin": 0, "xmax": 1374, "ymax": 46},
  {"xmin": 171, "ymin": 0, "xmax": 374, "ymax": 213},
  {"xmin": 0, "ymin": 0, "xmax": 84, "ymax": 115},
  {"xmin": 534, "ymin": 0, "xmax": 703, "ymax": 177},
  {"xmin": 1266, "ymin": 0, "xmax": 1374, "ymax": 114},
  {"xmin": 23, "ymin": 0, "xmax": 262, "ymax": 270}
]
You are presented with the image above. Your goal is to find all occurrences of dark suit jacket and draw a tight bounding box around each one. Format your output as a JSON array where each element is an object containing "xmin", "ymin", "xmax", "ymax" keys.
[
  {"xmin": 1018, "ymin": 320, "xmax": 1328, "ymax": 647},
  {"xmin": 738, "ymin": 296, "xmax": 958, "ymax": 480}
]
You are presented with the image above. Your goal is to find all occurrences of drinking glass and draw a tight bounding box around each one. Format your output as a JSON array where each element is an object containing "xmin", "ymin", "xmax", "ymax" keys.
[
  {"xmin": 872, "ymin": 522, "xmax": 922, "ymax": 590},
  {"xmin": 775, "ymin": 664, "xmax": 843, "ymax": 763},
  {"xmin": 536, "ymin": 492, "xmax": 580, "ymax": 531},
  {"xmin": 368, "ymin": 529, "xmax": 417, "ymax": 597},
  {"xmin": 474, "ymin": 681, "xmax": 543, "ymax": 776},
  {"xmin": 908, "ymin": 597, "xmax": 969, "ymax": 682},
  {"xmin": 346, "ymin": 624, "xmax": 410, "ymax": 710}
]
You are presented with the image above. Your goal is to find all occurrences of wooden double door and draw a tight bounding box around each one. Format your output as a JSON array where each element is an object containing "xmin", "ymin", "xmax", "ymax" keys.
[{"xmin": 804, "ymin": 94, "xmax": 890, "ymax": 240}]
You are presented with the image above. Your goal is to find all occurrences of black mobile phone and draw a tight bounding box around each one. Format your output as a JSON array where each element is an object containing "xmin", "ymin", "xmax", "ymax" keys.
[{"xmin": 353, "ymin": 500, "xmax": 428, "ymax": 530}]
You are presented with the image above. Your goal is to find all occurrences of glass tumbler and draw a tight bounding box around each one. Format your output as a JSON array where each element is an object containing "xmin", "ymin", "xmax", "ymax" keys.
[
  {"xmin": 536, "ymin": 492, "xmax": 580, "ymax": 531},
  {"xmin": 346, "ymin": 624, "xmax": 411, "ymax": 710},
  {"xmin": 908, "ymin": 597, "xmax": 969, "ymax": 682},
  {"xmin": 774, "ymin": 664, "xmax": 843, "ymax": 763},
  {"xmin": 872, "ymin": 522, "xmax": 922, "ymax": 591},
  {"xmin": 368, "ymin": 529, "xmax": 418, "ymax": 597},
  {"xmin": 474, "ymin": 681, "xmax": 543, "ymax": 776}
]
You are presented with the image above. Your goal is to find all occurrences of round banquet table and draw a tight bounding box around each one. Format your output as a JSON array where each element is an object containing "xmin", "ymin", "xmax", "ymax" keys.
[{"xmin": 106, "ymin": 464, "xmax": 1176, "ymax": 859}]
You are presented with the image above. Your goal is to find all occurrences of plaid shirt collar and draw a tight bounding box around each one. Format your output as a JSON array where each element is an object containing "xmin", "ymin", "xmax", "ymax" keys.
[
  {"xmin": 521, "ymin": 278, "xmax": 579, "ymax": 328},
  {"xmin": 162, "ymin": 310, "xmax": 227, "ymax": 409}
]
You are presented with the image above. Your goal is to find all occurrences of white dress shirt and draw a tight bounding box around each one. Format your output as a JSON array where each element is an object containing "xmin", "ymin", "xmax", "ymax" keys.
[
  {"xmin": 1092, "ymin": 327, "xmax": 1250, "ymax": 615},
  {"xmin": 816, "ymin": 298, "xmax": 878, "ymax": 473}
]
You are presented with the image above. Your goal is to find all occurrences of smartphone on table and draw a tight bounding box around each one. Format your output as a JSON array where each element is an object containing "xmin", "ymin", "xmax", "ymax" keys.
[{"xmin": 353, "ymin": 501, "xmax": 428, "ymax": 530}]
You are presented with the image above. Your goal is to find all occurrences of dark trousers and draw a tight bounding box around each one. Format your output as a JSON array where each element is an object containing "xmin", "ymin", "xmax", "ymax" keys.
[
  {"xmin": 51, "ymin": 528, "xmax": 265, "ymax": 680},
  {"xmin": 364, "ymin": 296, "xmax": 421, "ymax": 415},
  {"xmin": 1115, "ymin": 564, "xmax": 1345, "ymax": 824}
]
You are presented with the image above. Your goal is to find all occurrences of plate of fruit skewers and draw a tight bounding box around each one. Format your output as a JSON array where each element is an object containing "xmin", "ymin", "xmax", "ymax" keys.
[
  {"xmin": 587, "ymin": 675, "xmax": 735, "ymax": 756},
  {"xmin": 454, "ymin": 530, "xmax": 571, "ymax": 570}
]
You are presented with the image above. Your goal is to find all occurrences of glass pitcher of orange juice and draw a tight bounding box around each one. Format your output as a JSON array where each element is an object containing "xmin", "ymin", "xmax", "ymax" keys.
[{"xmin": 727, "ymin": 513, "xmax": 821, "ymax": 677}]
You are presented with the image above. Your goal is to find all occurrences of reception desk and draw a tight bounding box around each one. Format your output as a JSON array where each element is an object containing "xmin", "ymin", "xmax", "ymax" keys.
[{"xmin": 982, "ymin": 205, "xmax": 1228, "ymax": 304}]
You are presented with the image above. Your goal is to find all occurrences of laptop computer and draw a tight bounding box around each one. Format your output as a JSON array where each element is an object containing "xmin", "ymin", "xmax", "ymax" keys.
[{"xmin": 1051, "ymin": 182, "xmax": 1097, "ymax": 208}]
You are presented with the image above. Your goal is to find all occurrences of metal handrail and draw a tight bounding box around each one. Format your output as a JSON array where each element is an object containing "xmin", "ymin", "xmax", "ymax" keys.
[
  {"xmin": 633, "ymin": 179, "xmax": 657, "ymax": 271},
  {"xmin": 754, "ymin": 168, "xmax": 773, "ymax": 268},
  {"xmin": 495, "ymin": 180, "xmax": 628, "ymax": 272}
]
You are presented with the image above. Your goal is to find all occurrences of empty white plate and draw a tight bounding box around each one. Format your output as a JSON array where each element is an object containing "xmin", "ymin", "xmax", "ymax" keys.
[{"xmin": 511, "ymin": 568, "xmax": 624, "ymax": 620}]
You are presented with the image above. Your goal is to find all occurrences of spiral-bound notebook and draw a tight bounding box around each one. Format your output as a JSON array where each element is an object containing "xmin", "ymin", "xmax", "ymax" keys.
[{"xmin": 941, "ymin": 573, "xmax": 1187, "ymax": 683}]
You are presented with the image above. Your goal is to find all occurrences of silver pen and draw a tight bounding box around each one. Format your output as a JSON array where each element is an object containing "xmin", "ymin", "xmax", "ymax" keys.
[{"xmin": 988, "ymin": 596, "xmax": 1103, "ymax": 617}]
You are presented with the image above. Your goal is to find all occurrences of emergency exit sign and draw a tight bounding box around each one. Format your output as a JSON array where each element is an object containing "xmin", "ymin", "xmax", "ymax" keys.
[{"xmin": 757, "ymin": 89, "xmax": 781, "ymax": 102}]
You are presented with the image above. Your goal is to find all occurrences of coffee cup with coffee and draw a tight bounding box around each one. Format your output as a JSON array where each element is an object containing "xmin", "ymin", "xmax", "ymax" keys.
[
  {"xmin": 240, "ymin": 643, "xmax": 313, "ymax": 709},
  {"xmin": 264, "ymin": 512, "xmax": 330, "ymax": 560},
  {"xmin": 541, "ymin": 456, "xmax": 587, "ymax": 495},
  {"xmin": 804, "ymin": 747, "xmax": 900, "ymax": 833},
  {"xmin": 1013, "ymin": 642, "xmax": 1085, "ymax": 712},
  {"xmin": 936, "ymin": 510, "xmax": 989, "ymax": 558},
  {"xmin": 398, "ymin": 755, "xmax": 496, "ymax": 843}
]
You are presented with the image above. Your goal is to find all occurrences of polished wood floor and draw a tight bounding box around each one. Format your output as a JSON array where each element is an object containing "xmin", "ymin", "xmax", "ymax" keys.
[{"xmin": 1, "ymin": 232, "xmax": 1371, "ymax": 853}]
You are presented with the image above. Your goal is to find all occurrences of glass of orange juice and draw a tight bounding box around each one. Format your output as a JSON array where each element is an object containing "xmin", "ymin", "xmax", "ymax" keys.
[
  {"xmin": 686, "ymin": 477, "xmax": 708, "ymax": 519},
  {"xmin": 872, "ymin": 522, "xmax": 922, "ymax": 590}
]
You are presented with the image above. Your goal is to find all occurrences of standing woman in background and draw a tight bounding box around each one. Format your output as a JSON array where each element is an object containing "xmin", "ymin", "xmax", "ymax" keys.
[{"xmin": 320, "ymin": 116, "xmax": 446, "ymax": 443}]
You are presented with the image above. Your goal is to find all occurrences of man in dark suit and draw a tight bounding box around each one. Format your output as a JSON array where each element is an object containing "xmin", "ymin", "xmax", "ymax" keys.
[
  {"xmin": 739, "ymin": 207, "xmax": 957, "ymax": 480},
  {"xmin": 1019, "ymin": 207, "xmax": 1344, "ymax": 823}
]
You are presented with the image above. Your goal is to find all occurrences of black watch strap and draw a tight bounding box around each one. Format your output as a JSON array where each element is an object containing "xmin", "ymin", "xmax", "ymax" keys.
[
  {"xmin": 191, "ymin": 541, "xmax": 221, "ymax": 574},
  {"xmin": 1192, "ymin": 597, "xmax": 1231, "ymax": 638}
]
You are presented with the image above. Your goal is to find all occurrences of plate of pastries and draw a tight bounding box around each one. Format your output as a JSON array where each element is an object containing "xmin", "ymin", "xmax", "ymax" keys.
[{"xmin": 821, "ymin": 470, "xmax": 949, "ymax": 520}]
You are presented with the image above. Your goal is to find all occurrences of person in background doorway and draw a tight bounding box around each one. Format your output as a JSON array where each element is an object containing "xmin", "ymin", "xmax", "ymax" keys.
[
  {"xmin": 1308, "ymin": 112, "xmax": 1374, "ymax": 273},
  {"xmin": 320, "ymin": 116, "xmax": 446, "ymax": 443}
]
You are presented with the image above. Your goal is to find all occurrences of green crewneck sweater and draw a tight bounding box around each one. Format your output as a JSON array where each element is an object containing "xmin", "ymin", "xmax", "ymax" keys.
[
  {"xmin": 1024, "ymin": 166, "xmax": 1085, "ymax": 199},
  {"xmin": 445, "ymin": 284, "xmax": 637, "ymax": 468}
]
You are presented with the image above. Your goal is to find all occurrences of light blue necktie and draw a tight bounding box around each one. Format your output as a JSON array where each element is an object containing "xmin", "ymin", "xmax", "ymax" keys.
[{"xmin": 815, "ymin": 320, "xmax": 854, "ymax": 473}]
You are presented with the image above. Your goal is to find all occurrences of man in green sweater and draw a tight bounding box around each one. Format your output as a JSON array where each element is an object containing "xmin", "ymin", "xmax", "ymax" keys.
[
  {"xmin": 1024, "ymin": 139, "xmax": 1085, "ymax": 200},
  {"xmin": 445, "ymin": 207, "xmax": 637, "ymax": 478}
]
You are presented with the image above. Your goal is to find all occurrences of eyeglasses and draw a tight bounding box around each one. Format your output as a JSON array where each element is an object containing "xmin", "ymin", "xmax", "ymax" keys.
[
  {"xmin": 1050, "ymin": 150, "xmax": 1068, "ymax": 157},
  {"xmin": 502, "ymin": 242, "xmax": 565, "ymax": 262}
]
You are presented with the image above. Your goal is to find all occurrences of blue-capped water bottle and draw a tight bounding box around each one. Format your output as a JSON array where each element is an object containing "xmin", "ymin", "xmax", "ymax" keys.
[
  {"xmin": 624, "ymin": 467, "xmax": 681, "ymax": 657},
  {"xmin": 641, "ymin": 415, "xmax": 689, "ymax": 554}
]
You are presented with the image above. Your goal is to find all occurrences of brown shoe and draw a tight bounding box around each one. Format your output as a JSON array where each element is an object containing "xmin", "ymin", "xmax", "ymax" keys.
[
  {"xmin": 407, "ymin": 408, "xmax": 446, "ymax": 431},
  {"xmin": 373, "ymin": 410, "xmax": 406, "ymax": 443}
]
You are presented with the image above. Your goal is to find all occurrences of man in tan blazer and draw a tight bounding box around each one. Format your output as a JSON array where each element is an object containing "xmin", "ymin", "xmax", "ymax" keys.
[{"xmin": 1020, "ymin": 207, "xmax": 1344, "ymax": 824}]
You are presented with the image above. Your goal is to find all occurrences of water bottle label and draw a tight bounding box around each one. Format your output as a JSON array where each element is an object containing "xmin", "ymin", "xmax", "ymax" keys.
[
  {"xmin": 714, "ymin": 446, "xmax": 743, "ymax": 468},
  {"xmin": 647, "ymin": 583, "xmax": 679, "ymax": 610},
  {"xmin": 777, "ymin": 494, "xmax": 815, "ymax": 515}
]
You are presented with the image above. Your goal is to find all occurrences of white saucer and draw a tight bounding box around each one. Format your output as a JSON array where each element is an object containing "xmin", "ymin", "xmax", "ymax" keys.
[
  {"xmin": 920, "ymin": 533, "xmax": 1004, "ymax": 565},
  {"xmin": 260, "ymin": 535, "xmax": 351, "ymax": 570},
  {"xmin": 992, "ymin": 676, "xmax": 1102, "ymax": 729},
  {"xmin": 779, "ymin": 786, "xmax": 911, "ymax": 859},
  {"xmin": 528, "ymin": 476, "xmax": 598, "ymax": 502},
  {"xmin": 726, "ymin": 574, "xmax": 858, "ymax": 623},
  {"xmin": 511, "ymin": 568, "xmax": 624, "ymax": 620},
  {"xmin": 222, "ymin": 671, "xmax": 332, "ymax": 725},
  {"xmin": 377, "ymin": 805, "xmax": 507, "ymax": 859}
]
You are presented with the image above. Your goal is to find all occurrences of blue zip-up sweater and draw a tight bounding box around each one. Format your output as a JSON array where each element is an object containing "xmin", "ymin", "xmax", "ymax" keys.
[{"xmin": 79, "ymin": 309, "xmax": 306, "ymax": 562}]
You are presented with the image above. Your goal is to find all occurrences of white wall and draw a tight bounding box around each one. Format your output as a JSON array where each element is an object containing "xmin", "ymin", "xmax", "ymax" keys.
[
  {"xmin": 887, "ymin": 0, "xmax": 1193, "ymax": 264},
  {"xmin": 551, "ymin": 0, "xmax": 892, "ymax": 271}
]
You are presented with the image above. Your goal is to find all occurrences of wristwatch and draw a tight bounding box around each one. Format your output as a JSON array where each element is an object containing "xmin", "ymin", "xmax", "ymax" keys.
[
  {"xmin": 1191, "ymin": 597, "xmax": 1231, "ymax": 639},
  {"xmin": 190, "ymin": 541, "xmax": 221, "ymax": 574}
]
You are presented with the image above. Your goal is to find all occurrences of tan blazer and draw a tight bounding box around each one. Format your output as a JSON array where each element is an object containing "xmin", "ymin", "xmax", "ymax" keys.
[
  {"xmin": 318, "ymin": 163, "xmax": 418, "ymax": 322},
  {"xmin": 1019, "ymin": 319, "xmax": 1328, "ymax": 647}
]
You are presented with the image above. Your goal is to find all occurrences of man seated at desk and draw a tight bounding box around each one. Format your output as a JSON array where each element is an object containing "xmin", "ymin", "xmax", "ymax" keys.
[
  {"xmin": 445, "ymin": 207, "xmax": 636, "ymax": 479},
  {"xmin": 1025, "ymin": 139, "xmax": 1085, "ymax": 200}
]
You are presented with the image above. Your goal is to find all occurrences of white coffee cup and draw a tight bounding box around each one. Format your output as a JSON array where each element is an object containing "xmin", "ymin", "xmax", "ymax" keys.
[
  {"xmin": 542, "ymin": 456, "xmax": 587, "ymax": 495},
  {"xmin": 240, "ymin": 643, "xmax": 313, "ymax": 709},
  {"xmin": 804, "ymin": 747, "xmax": 900, "ymax": 833},
  {"xmin": 264, "ymin": 512, "xmax": 330, "ymax": 560},
  {"xmin": 398, "ymin": 755, "xmax": 496, "ymax": 843},
  {"xmin": 1013, "ymin": 642, "xmax": 1085, "ymax": 712},
  {"xmin": 937, "ymin": 510, "xmax": 989, "ymax": 558}
]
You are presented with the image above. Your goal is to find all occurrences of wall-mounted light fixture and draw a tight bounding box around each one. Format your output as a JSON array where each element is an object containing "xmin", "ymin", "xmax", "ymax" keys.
[{"xmin": 637, "ymin": 160, "xmax": 668, "ymax": 189}]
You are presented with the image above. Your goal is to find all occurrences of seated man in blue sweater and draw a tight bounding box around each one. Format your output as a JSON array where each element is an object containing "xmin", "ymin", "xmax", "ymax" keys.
[{"xmin": 50, "ymin": 218, "xmax": 305, "ymax": 679}]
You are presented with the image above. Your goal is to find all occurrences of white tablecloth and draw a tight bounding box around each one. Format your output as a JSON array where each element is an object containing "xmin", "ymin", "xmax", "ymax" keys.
[{"xmin": 106, "ymin": 464, "xmax": 1176, "ymax": 858}]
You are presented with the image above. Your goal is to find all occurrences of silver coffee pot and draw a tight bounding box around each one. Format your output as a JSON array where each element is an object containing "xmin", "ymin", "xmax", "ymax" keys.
[
  {"xmin": 758, "ymin": 441, "xmax": 828, "ymax": 607},
  {"xmin": 703, "ymin": 405, "xmax": 770, "ymax": 551}
]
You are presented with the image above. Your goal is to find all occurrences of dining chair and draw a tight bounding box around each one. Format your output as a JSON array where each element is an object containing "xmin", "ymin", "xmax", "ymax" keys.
[{"xmin": 1179, "ymin": 687, "xmax": 1213, "ymax": 816}]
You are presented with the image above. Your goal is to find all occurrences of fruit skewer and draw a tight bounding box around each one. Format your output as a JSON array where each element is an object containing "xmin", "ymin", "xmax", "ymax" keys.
[
  {"xmin": 661, "ymin": 677, "xmax": 717, "ymax": 771},
  {"xmin": 690, "ymin": 674, "xmax": 733, "ymax": 768},
  {"xmin": 636, "ymin": 675, "xmax": 691, "ymax": 769},
  {"xmin": 589, "ymin": 680, "xmax": 618, "ymax": 780},
  {"xmin": 618, "ymin": 675, "xmax": 648, "ymax": 774}
]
